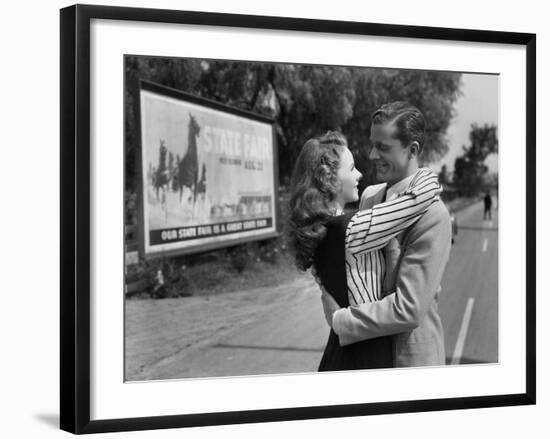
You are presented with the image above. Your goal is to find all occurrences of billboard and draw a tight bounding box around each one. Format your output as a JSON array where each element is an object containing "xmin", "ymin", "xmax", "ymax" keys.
[{"xmin": 137, "ymin": 81, "xmax": 278, "ymax": 257}]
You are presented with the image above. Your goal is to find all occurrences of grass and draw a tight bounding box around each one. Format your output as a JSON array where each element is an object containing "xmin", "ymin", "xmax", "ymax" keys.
[
  {"xmin": 126, "ymin": 244, "xmax": 306, "ymax": 300},
  {"xmin": 185, "ymin": 254, "xmax": 303, "ymax": 296}
]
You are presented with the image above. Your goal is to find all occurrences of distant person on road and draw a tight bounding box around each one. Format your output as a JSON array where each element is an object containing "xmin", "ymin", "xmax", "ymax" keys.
[
  {"xmin": 287, "ymin": 126, "xmax": 443, "ymax": 371},
  {"xmin": 484, "ymin": 192, "xmax": 493, "ymax": 220}
]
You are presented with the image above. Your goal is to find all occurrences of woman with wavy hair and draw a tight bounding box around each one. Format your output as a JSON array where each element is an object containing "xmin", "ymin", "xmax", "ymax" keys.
[{"xmin": 287, "ymin": 131, "xmax": 441, "ymax": 371}]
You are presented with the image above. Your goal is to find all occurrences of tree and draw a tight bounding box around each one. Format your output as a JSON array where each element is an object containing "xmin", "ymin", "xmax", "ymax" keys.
[
  {"xmin": 125, "ymin": 56, "xmax": 203, "ymax": 193},
  {"xmin": 342, "ymin": 68, "xmax": 462, "ymax": 190},
  {"xmin": 125, "ymin": 57, "xmax": 463, "ymax": 206},
  {"xmin": 268, "ymin": 64, "xmax": 357, "ymax": 178},
  {"xmin": 453, "ymin": 123, "xmax": 498, "ymax": 196}
]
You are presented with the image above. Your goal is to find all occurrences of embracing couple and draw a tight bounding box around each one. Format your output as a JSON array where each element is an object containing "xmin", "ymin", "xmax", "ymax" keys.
[{"xmin": 288, "ymin": 101, "xmax": 452, "ymax": 370}]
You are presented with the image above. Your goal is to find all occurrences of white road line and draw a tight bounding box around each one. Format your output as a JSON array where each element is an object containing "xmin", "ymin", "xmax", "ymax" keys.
[
  {"xmin": 451, "ymin": 298, "xmax": 475, "ymax": 365},
  {"xmin": 482, "ymin": 238, "xmax": 488, "ymax": 253}
]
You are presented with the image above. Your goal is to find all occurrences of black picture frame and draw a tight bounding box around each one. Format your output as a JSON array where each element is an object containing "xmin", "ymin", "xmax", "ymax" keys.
[{"xmin": 60, "ymin": 4, "xmax": 536, "ymax": 434}]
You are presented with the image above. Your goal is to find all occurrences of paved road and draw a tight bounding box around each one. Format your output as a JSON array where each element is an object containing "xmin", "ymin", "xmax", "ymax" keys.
[
  {"xmin": 439, "ymin": 201, "xmax": 498, "ymax": 365},
  {"xmin": 138, "ymin": 201, "xmax": 498, "ymax": 380}
]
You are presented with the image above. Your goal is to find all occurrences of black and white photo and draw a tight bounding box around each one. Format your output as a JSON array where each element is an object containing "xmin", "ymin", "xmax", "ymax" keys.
[
  {"xmin": 59, "ymin": 4, "xmax": 535, "ymax": 434},
  {"xmin": 124, "ymin": 56, "xmax": 499, "ymax": 381}
]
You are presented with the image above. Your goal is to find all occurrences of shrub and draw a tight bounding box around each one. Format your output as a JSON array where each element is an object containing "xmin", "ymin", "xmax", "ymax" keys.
[
  {"xmin": 126, "ymin": 257, "xmax": 192, "ymax": 299},
  {"xmin": 227, "ymin": 244, "xmax": 251, "ymax": 273}
]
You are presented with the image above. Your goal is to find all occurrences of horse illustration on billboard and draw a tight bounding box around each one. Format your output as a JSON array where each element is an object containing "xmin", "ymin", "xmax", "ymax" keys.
[
  {"xmin": 175, "ymin": 114, "xmax": 201, "ymax": 205},
  {"xmin": 152, "ymin": 139, "xmax": 170, "ymax": 208},
  {"xmin": 149, "ymin": 113, "xmax": 206, "ymax": 222}
]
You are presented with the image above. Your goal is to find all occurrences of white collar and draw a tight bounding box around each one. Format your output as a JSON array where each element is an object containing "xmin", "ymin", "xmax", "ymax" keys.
[{"xmin": 385, "ymin": 173, "xmax": 417, "ymax": 201}]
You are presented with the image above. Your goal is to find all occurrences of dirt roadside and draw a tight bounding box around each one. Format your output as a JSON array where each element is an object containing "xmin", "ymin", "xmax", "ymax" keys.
[{"xmin": 125, "ymin": 272, "xmax": 317, "ymax": 380}]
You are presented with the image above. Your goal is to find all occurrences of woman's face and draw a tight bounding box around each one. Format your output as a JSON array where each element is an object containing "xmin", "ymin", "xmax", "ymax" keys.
[{"xmin": 337, "ymin": 147, "xmax": 363, "ymax": 204}]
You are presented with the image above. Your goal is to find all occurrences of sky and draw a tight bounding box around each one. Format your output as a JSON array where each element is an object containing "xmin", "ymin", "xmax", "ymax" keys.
[{"xmin": 432, "ymin": 73, "xmax": 499, "ymax": 174}]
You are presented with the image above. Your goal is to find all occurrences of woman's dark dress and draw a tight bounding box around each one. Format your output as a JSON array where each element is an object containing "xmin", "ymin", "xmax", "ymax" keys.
[{"xmin": 315, "ymin": 212, "xmax": 393, "ymax": 371}]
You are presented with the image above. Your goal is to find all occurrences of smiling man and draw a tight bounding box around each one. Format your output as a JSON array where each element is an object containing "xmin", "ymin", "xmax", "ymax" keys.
[
  {"xmin": 369, "ymin": 104, "xmax": 424, "ymax": 187},
  {"xmin": 321, "ymin": 101, "xmax": 453, "ymax": 367}
]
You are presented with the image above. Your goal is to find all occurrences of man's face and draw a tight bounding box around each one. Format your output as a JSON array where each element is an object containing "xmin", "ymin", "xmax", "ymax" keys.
[{"xmin": 369, "ymin": 121, "xmax": 412, "ymax": 186}]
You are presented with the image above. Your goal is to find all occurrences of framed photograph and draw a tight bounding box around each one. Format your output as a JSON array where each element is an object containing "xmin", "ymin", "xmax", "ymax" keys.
[{"xmin": 60, "ymin": 4, "xmax": 536, "ymax": 434}]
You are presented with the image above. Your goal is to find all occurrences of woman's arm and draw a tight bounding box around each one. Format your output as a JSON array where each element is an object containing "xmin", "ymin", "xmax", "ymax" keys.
[{"xmin": 345, "ymin": 168, "xmax": 441, "ymax": 256}]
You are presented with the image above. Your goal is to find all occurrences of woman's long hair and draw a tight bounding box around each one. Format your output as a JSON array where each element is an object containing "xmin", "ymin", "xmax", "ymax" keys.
[{"xmin": 287, "ymin": 131, "xmax": 347, "ymax": 271}]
